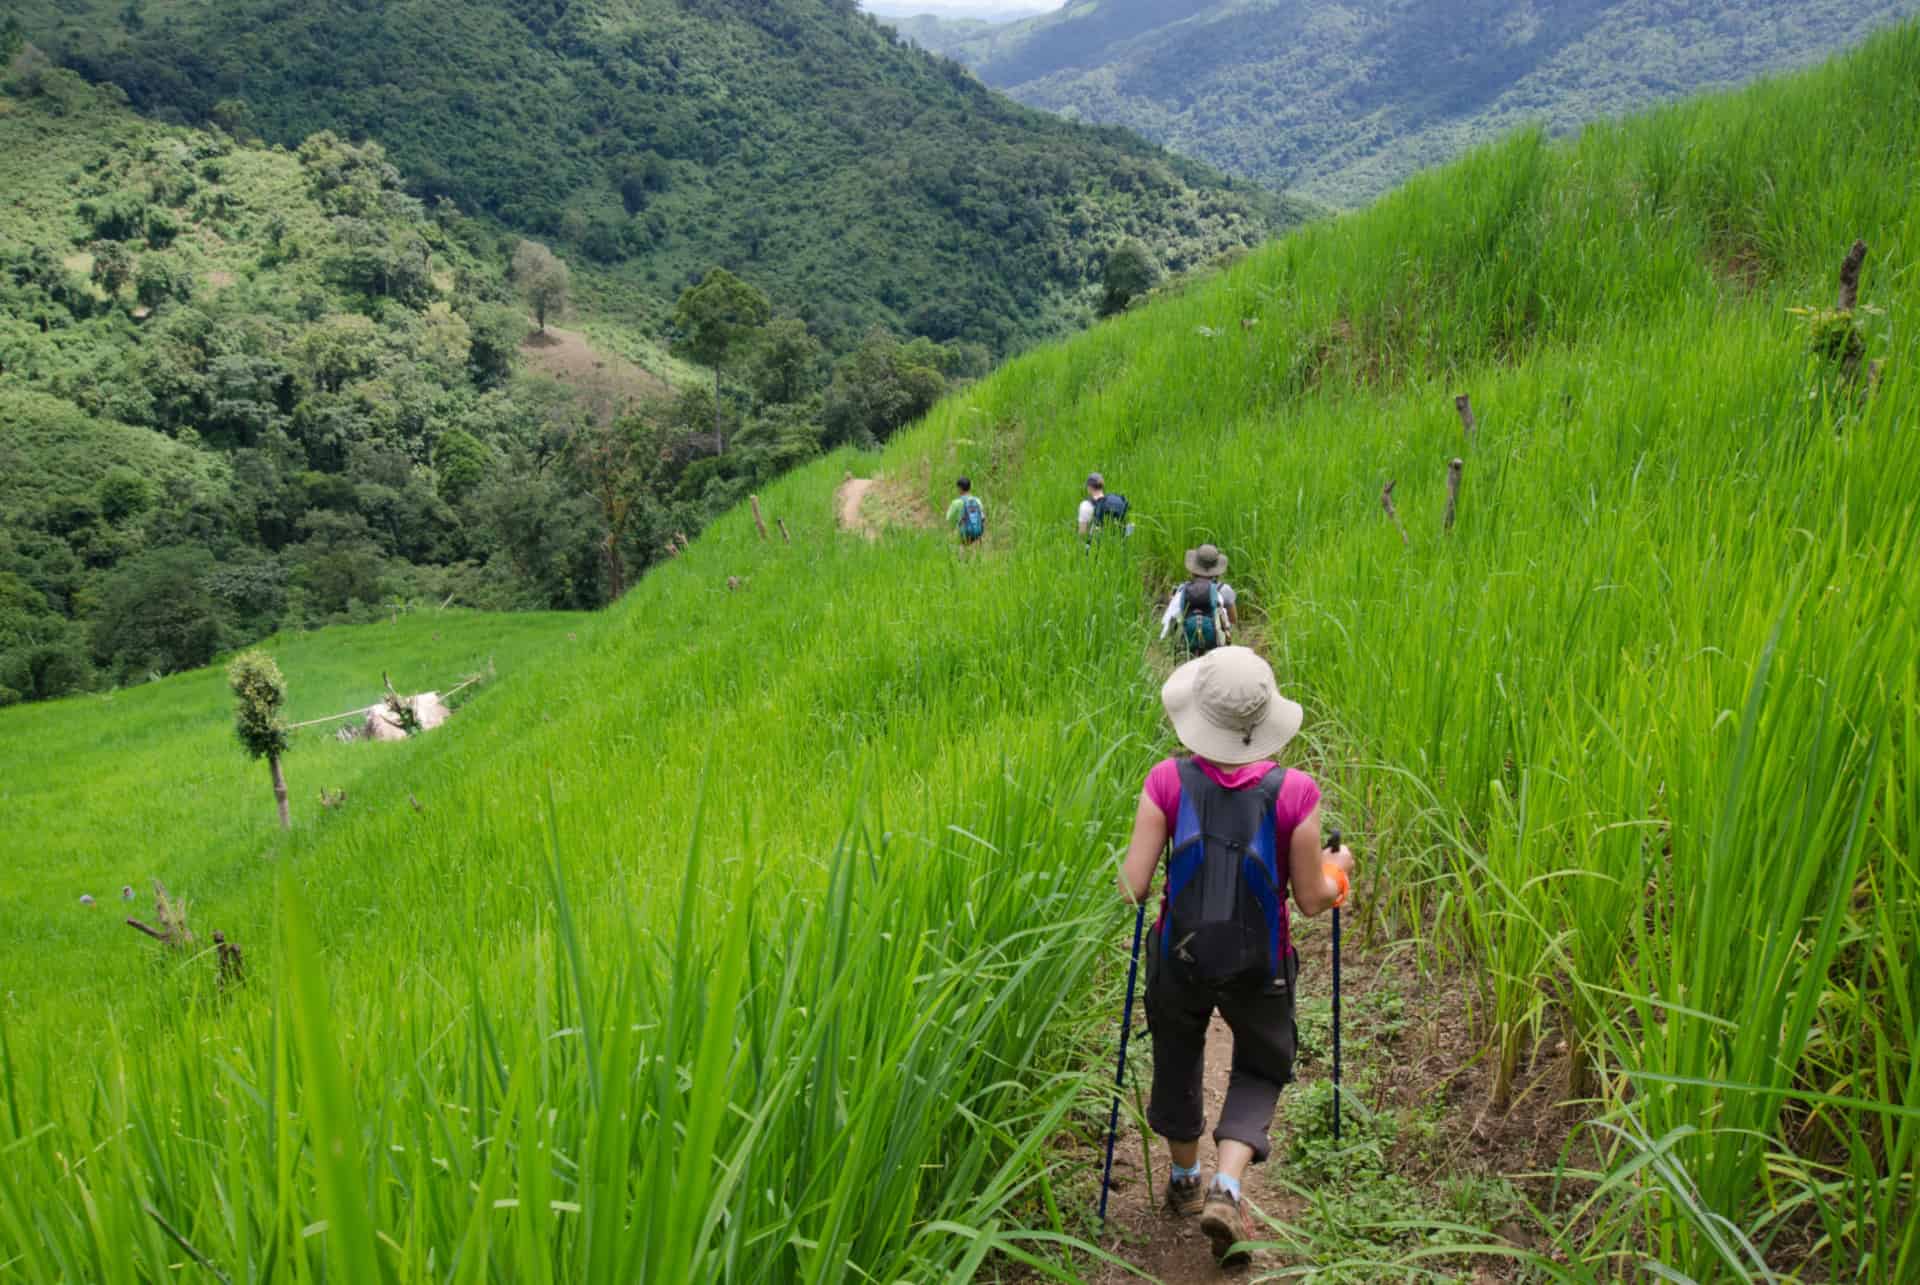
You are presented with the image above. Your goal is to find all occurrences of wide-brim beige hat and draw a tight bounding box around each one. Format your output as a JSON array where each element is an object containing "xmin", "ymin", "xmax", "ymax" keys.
[
  {"xmin": 1184, "ymin": 543, "xmax": 1227, "ymax": 577},
  {"xmin": 1161, "ymin": 646, "xmax": 1303, "ymax": 765}
]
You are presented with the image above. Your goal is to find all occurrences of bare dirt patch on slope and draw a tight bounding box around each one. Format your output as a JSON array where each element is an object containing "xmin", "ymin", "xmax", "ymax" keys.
[
  {"xmin": 520, "ymin": 325, "xmax": 670, "ymax": 402},
  {"xmin": 835, "ymin": 475, "xmax": 938, "ymax": 541}
]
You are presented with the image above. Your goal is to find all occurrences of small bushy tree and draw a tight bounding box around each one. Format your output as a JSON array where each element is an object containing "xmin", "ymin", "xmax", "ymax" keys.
[
  {"xmin": 228, "ymin": 650, "xmax": 291, "ymax": 831},
  {"xmin": 88, "ymin": 240, "xmax": 134, "ymax": 299},
  {"xmin": 510, "ymin": 239, "xmax": 570, "ymax": 333},
  {"xmin": 1100, "ymin": 239, "xmax": 1158, "ymax": 316}
]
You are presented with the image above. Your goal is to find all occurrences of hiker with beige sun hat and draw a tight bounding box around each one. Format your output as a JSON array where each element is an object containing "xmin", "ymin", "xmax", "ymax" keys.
[
  {"xmin": 1160, "ymin": 542, "xmax": 1237, "ymax": 656},
  {"xmin": 1116, "ymin": 646, "xmax": 1356, "ymax": 1266}
]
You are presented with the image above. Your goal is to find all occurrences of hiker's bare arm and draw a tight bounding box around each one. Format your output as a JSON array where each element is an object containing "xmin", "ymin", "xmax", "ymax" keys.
[
  {"xmin": 1118, "ymin": 789, "xmax": 1168, "ymax": 904},
  {"xmin": 1227, "ymin": 604, "xmax": 1239, "ymax": 629},
  {"xmin": 1288, "ymin": 806, "xmax": 1354, "ymax": 917}
]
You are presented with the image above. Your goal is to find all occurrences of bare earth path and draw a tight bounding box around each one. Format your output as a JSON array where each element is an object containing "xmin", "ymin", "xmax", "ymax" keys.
[
  {"xmin": 837, "ymin": 476, "xmax": 878, "ymax": 537},
  {"xmin": 1083, "ymin": 918, "xmax": 1568, "ymax": 1284}
]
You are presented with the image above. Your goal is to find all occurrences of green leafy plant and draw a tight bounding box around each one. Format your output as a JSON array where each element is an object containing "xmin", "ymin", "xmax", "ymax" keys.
[{"xmin": 227, "ymin": 649, "xmax": 291, "ymax": 830}]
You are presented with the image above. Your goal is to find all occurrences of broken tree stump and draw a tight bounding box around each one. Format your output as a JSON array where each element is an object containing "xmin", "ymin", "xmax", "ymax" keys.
[
  {"xmin": 1381, "ymin": 480, "xmax": 1410, "ymax": 547},
  {"xmin": 1837, "ymin": 239, "xmax": 1867, "ymax": 312},
  {"xmin": 1444, "ymin": 458, "xmax": 1464, "ymax": 532},
  {"xmin": 1455, "ymin": 394, "xmax": 1477, "ymax": 440},
  {"xmin": 126, "ymin": 879, "xmax": 193, "ymax": 949},
  {"xmin": 214, "ymin": 931, "xmax": 245, "ymax": 989},
  {"xmin": 1837, "ymin": 239, "xmax": 1871, "ymax": 382}
]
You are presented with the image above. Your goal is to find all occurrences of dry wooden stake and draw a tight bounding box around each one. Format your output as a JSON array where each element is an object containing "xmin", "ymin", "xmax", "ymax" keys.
[
  {"xmin": 749, "ymin": 494, "xmax": 769, "ymax": 541},
  {"xmin": 1381, "ymin": 480, "xmax": 1410, "ymax": 547},
  {"xmin": 1455, "ymin": 393, "xmax": 1477, "ymax": 440},
  {"xmin": 777, "ymin": 517, "xmax": 792, "ymax": 544},
  {"xmin": 1837, "ymin": 238, "xmax": 1867, "ymax": 311},
  {"xmin": 1444, "ymin": 458, "xmax": 1464, "ymax": 532}
]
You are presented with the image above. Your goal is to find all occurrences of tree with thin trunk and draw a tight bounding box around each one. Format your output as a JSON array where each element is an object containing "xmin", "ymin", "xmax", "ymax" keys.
[
  {"xmin": 670, "ymin": 267, "xmax": 769, "ymax": 454},
  {"xmin": 228, "ymin": 650, "xmax": 292, "ymax": 830},
  {"xmin": 510, "ymin": 239, "xmax": 570, "ymax": 334}
]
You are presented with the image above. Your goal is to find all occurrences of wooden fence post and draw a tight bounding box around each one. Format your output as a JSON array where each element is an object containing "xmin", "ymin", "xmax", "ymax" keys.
[
  {"xmin": 749, "ymin": 494, "xmax": 768, "ymax": 541},
  {"xmin": 1455, "ymin": 393, "xmax": 1477, "ymax": 440},
  {"xmin": 777, "ymin": 517, "xmax": 792, "ymax": 545},
  {"xmin": 1444, "ymin": 458, "xmax": 1464, "ymax": 533},
  {"xmin": 1381, "ymin": 480, "xmax": 1410, "ymax": 547}
]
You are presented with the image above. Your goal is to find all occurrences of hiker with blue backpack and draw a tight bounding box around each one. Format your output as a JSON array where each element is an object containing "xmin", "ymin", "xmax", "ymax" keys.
[
  {"xmin": 946, "ymin": 476, "xmax": 986, "ymax": 544},
  {"xmin": 1113, "ymin": 646, "xmax": 1356, "ymax": 1266},
  {"xmin": 1078, "ymin": 472, "xmax": 1132, "ymax": 539},
  {"xmin": 1160, "ymin": 543, "xmax": 1237, "ymax": 656}
]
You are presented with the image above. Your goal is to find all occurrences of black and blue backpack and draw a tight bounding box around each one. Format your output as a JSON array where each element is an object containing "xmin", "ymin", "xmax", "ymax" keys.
[
  {"xmin": 1179, "ymin": 577, "xmax": 1222, "ymax": 655},
  {"xmin": 959, "ymin": 495, "xmax": 985, "ymax": 541},
  {"xmin": 1161, "ymin": 760, "xmax": 1290, "ymax": 985},
  {"xmin": 1092, "ymin": 492, "xmax": 1130, "ymax": 527}
]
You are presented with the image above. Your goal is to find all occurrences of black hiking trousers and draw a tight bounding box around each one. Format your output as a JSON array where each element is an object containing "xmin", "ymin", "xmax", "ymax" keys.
[{"xmin": 1143, "ymin": 926, "xmax": 1298, "ymax": 1163}]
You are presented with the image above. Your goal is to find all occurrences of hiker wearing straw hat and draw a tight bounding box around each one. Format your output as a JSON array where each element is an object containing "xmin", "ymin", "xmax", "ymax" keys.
[
  {"xmin": 1160, "ymin": 543, "xmax": 1237, "ymax": 656},
  {"xmin": 1116, "ymin": 646, "xmax": 1356, "ymax": 1266}
]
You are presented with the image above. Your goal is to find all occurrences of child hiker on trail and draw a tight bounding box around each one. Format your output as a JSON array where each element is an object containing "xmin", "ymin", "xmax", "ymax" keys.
[
  {"xmin": 1117, "ymin": 646, "xmax": 1356, "ymax": 1266},
  {"xmin": 1078, "ymin": 472, "xmax": 1132, "ymax": 539},
  {"xmin": 946, "ymin": 476, "xmax": 986, "ymax": 544}
]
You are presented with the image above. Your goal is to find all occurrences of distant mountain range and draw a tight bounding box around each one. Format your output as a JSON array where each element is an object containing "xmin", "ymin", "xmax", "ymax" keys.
[
  {"xmin": 889, "ymin": 0, "xmax": 1920, "ymax": 205},
  {"xmin": 862, "ymin": 2, "xmax": 1048, "ymax": 18},
  {"xmin": 6, "ymin": 0, "xmax": 1291, "ymax": 354}
]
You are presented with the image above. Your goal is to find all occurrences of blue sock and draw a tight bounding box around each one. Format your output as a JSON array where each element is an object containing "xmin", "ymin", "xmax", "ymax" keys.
[
  {"xmin": 1171, "ymin": 1161, "xmax": 1201, "ymax": 1182},
  {"xmin": 1212, "ymin": 1173, "xmax": 1242, "ymax": 1201}
]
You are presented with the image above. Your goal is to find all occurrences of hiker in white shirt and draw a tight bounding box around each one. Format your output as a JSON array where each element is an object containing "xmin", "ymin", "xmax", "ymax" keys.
[{"xmin": 1078, "ymin": 472, "xmax": 1132, "ymax": 537}]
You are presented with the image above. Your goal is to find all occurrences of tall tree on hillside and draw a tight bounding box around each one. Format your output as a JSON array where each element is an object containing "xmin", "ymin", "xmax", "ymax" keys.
[
  {"xmin": 670, "ymin": 268, "xmax": 770, "ymax": 454},
  {"xmin": 1100, "ymin": 240, "xmax": 1158, "ymax": 316},
  {"xmin": 511, "ymin": 239, "xmax": 570, "ymax": 334},
  {"xmin": 88, "ymin": 240, "xmax": 134, "ymax": 300},
  {"xmin": 228, "ymin": 650, "xmax": 292, "ymax": 831},
  {"xmin": 750, "ymin": 316, "xmax": 827, "ymax": 405}
]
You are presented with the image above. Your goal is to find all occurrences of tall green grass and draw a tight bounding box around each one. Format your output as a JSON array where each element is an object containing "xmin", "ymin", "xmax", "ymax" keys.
[{"xmin": 2, "ymin": 21, "xmax": 1917, "ymax": 1282}]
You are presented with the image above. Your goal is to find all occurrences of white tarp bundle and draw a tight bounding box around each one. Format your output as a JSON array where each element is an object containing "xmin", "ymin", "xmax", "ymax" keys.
[{"xmin": 340, "ymin": 692, "xmax": 452, "ymax": 742}]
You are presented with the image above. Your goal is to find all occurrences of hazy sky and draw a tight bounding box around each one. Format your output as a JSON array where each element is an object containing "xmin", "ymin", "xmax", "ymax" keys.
[{"xmin": 861, "ymin": 1, "xmax": 1066, "ymax": 17}]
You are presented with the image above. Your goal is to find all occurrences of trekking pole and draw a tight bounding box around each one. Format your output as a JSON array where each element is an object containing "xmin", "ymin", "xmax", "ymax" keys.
[
  {"xmin": 1097, "ymin": 898, "xmax": 1147, "ymax": 1229},
  {"xmin": 1327, "ymin": 826, "xmax": 1343, "ymax": 1142}
]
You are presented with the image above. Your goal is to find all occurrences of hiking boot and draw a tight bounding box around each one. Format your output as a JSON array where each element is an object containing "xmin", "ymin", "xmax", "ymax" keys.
[
  {"xmin": 1163, "ymin": 1171, "xmax": 1205, "ymax": 1217},
  {"xmin": 1199, "ymin": 1184, "xmax": 1255, "ymax": 1267}
]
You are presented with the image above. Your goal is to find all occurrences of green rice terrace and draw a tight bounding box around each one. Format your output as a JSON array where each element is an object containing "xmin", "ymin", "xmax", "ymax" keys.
[{"xmin": 2, "ymin": 23, "xmax": 1917, "ymax": 1284}]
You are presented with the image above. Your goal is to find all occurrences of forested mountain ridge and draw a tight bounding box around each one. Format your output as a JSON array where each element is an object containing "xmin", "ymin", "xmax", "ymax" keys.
[
  {"xmin": 0, "ymin": 56, "xmax": 994, "ymax": 707},
  {"xmin": 905, "ymin": 0, "xmax": 1920, "ymax": 205},
  {"xmin": 7, "ymin": 0, "xmax": 1300, "ymax": 353}
]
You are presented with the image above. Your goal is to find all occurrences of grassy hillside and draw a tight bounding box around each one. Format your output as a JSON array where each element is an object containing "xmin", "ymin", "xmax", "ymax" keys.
[
  {"xmin": 2, "ymin": 20, "xmax": 1917, "ymax": 1283},
  {"xmin": 916, "ymin": 0, "xmax": 1920, "ymax": 206},
  {"xmin": 7, "ymin": 0, "xmax": 1298, "ymax": 354},
  {"xmin": 0, "ymin": 610, "xmax": 576, "ymax": 1020}
]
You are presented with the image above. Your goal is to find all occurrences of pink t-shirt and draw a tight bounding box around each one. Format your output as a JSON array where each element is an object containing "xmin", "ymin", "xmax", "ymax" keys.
[
  {"xmin": 1143, "ymin": 757, "xmax": 1321, "ymax": 837},
  {"xmin": 1143, "ymin": 758, "xmax": 1320, "ymax": 954}
]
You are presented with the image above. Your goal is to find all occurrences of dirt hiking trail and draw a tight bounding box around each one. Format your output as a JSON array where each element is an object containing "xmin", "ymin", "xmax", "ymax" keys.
[
  {"xmin": 1086, "ymin": 917, "xmax": 1573, "ymax": 1283},
  {"xmin": 837, "ymin": 476, "xmax": 878, "ymax": 538}
]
